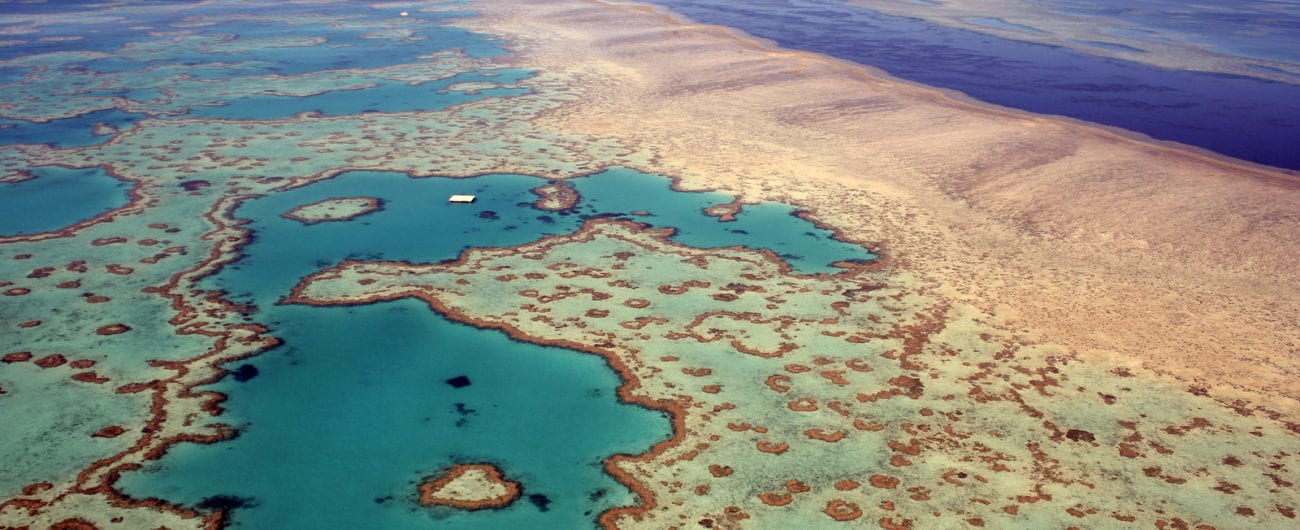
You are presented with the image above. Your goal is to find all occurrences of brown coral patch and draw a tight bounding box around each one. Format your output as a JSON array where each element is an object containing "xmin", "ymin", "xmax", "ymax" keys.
[
  {"xmin": 788, "ymin": 397, "xmax": 818, "ymax": 411},
  {"xmin": 1065, "ymin": 429, "xmax": 1096, "ymax": 443},
  {"xmin": 92, "ymin": 237, "xmax": 128, "ymax": 246},
  {"xmin": 50, "ymin": 519, "xmax": 97, "ymax": 530},
  {"xmin": 2, "ymin": 351, "xmax": 33, "ymax": 363},
  {"xmin": 73, "ymin": 371, "xmax": 110, "ymax": 384},
  {"xmin": 758, "ymin": 492, "xmax": 792, "ymax": 506},
  {"xmin": 708, "ymin": 464, "xmax": 734, "ymax": 477},
  {"xmin": 869, "ymin": 475, "xmax": 901, "ymax": 489},
  {"xmin": 417, "ymin": 463, "xmax": 521, "ymax": 510},
  {"xmin": 765, "ymin": 374, "xmax": 791, "ymax": 392},
  {"xmin": 854, "ymin": 418, "xmax": 886, "ymax": 431},
  {"xmin": 35, "ymin": 354, "xmax": 68, "ymax": 368},
  {"xmin": 804, "ymin": 428, "xmax": 847, "ymax": 442},
  {"xmin": 825, "ymin": 500, "xmax": 863, "ymax": 521},
  {"xmin": 96, "ymin": 323, "xmax": 132, "ymax": 335},
  {"xmin": 93, "ymin": 426, "xmax": 127, "ymax": 438},
  {"xmin": 880, "ymin": 516, "xmax": 914, "ymax": 529}
]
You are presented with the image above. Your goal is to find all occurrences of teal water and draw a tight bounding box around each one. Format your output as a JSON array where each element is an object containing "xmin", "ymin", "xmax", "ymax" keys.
[
  {"xmin": 118, "ymin": 300, "xmax": 663, "ymax": 529},
  {"xmin": 0, "ymin": 166, "xmax": 132, "ymax": 236},
  {"xmin": 116, "ymin": 168, "xmax": 875, "ymax": 527},
  {"xmin": 569, "ymin": 167, "xmax": 876, "ymax": 274},
  {"xmin": 181, "ymin": 70, "xmax": 533, "ymax": 121},
  {"xmin": 0, "ymin": 109, "xmax": 146, "ymax": 149}
]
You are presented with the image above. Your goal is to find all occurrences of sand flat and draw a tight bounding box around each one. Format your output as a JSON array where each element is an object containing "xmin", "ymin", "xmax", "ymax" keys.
[{"xmin": 455, "ymin": 0, "xmax": 1300, "ymax": 406}]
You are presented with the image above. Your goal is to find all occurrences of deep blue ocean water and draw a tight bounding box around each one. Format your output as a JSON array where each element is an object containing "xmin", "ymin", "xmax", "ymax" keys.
[
  {"xmin": 651, "ymin": 0, "xmax": 1300, "ymax": 170},
  {"xmin": 115, "ymin": 168, "xmax": 873, "ymax": 527},
  {"xmin": 0, "ymin": 166, "xmax": 132, "ymax": 236}
]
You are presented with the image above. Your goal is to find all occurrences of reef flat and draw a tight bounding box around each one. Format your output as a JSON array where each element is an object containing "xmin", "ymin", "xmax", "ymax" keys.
[
  {"xmin": 417, "ymin": 463, "xmax": 521, "ymax": 511},
  {"xmin": 1, "ymin": 0, "xmax": 1297, "ymax": 528},
  {"xmin": 280, "ymin": 196, "xmax": 382, "ymax": 225},
  {"xmin": 287, "ymin": 216, "xmax": 1298, "ymax": 527}
]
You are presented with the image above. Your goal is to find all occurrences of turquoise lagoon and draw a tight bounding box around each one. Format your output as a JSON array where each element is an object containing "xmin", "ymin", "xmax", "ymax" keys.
[
  {"xmin": 1, "ymin": 2, "xmax": 880, "ymax": 527},
  {"xmin": 0, "ymin": 166, "xmax": 132, "ymax": 237},
  {"xmin": 117, "ymin": 168, "xmax": 875, "ymax": 528}
]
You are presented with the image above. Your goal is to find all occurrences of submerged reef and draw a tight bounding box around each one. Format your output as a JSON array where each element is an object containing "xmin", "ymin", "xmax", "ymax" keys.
[
  {"xmin": 288, "ymin": 219, "xmax": 1299, "ymax": 528},
  {"xmin": 280, "ymin": 196, "xmax": 383, "ymax": 225},
  {"xmin": 1, "ymin": 0, "xmax": 1297, "ymax": 528}
]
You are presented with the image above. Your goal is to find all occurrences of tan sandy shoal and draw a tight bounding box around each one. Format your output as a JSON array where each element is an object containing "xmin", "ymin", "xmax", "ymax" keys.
[{"xmin": 455, "ymin": 0, "xmax": 1299, "ymax": 408}]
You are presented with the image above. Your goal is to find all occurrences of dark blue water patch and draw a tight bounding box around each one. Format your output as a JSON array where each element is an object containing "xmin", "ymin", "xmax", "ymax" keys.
[
  {"xmin": 178, "ymin": 69, "xmax": 533, "ymax": 120},
  {"xmin": 0, "ymin": 66, "xmax": 28, "ymax": 84},
  {"xmin": 650, "ymin": 0, "xmax": 1300, "ymax": 170},
  {"xmin": 0, "ymin": 108, "xmax": 144, "ymax": 148},
  {"xmin": 0, "ymin": 166, "xmax": 132, "ymax": 237}
]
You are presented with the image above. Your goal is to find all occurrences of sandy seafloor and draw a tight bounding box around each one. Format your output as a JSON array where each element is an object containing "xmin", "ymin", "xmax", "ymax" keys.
[{"xmin": 1, "ymin": 0, "xmax": 1298, "ymax": 528}]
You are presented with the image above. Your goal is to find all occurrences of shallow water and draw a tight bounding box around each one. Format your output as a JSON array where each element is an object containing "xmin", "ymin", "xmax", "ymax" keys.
[
  {"xmin": 116, "ymin": 167, "xmax": 874, "ymax": 527},
  {"xmin": 0, "ymin": 166, "xmax": 132, "ymax": 236},
  {"xmin": 0, "ymin": 109, "xmax": 146, "ymax": 148},
  {"xmin": 179, "ymin": 69, "xmax": 533, "ymax": 121}
]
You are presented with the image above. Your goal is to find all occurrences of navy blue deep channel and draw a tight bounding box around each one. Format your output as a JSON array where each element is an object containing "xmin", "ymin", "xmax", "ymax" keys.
[{"xmin": 651, "ymin": 0, "xmax": 1300, "ymax": 171}]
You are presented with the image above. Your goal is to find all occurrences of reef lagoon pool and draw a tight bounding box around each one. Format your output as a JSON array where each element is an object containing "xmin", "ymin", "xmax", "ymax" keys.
[{"xmin": 115, "ymin": 167, "xmax": 876, "ymax": 527}]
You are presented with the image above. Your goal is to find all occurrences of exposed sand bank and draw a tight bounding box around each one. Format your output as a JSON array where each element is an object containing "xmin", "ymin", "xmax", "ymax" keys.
[{"xmin": 456, "ymin": 0, "xmax": 1299, "ymax": 406}]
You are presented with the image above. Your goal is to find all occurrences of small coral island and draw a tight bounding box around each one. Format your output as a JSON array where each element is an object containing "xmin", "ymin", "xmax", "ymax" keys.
[
  {"xmin": 530, "ymin": 181, "xmax": 579, "ymax": 211},
  {"xmin": 417, "ymin": 463, "xmax": 521, "ymax": 510},
  {"xmin": 281, "ymin": 196, "xmax": 382, "ymax": 224}
]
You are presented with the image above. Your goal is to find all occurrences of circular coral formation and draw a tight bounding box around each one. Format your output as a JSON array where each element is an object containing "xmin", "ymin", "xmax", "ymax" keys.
[
  {"xmin": 93, "ymin": 426, "xmax": 127, "ymax": 438},
  {"xmin": 96, "ymin": 324, "xmax": 132, "ymax": 335},
  {"xmin": 34, "ymin": 354, "xmax": 68, "ymax": 369},
  {"xmin": 824, "ymin": 500, "xmax": 863, "ymax": 521},
  {"xmin": 869, "ymin": 474, "xmax": 901, "ymax": 489},
  {"xmin": 417, "ymin": 463, "xmax": 521, "ymax": 510}
]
